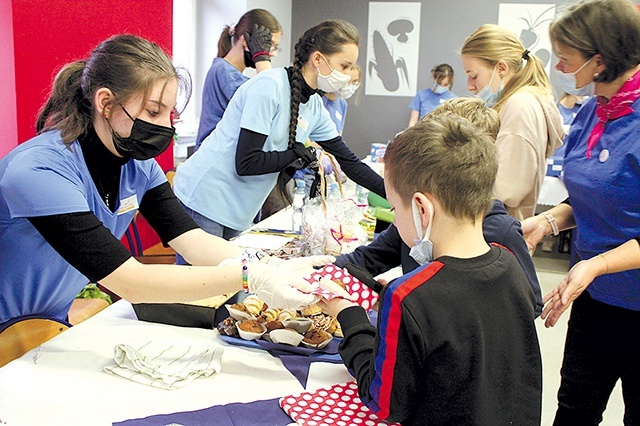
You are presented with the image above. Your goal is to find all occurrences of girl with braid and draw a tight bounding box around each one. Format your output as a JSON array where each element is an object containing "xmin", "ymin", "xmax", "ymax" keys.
[{"xmin": 174, "ymin": 20, "xmax": 385, "ymax": 242}]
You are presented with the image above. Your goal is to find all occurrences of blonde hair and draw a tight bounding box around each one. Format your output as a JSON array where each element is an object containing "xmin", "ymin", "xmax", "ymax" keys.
[
  {"xmin": 385, "ymin": 114, "xmax": 498, "ymax": 220},
  {"xmin": 423, "ymin": 97, "xmax": 500, "ymax": 140},
  {"xmin": 461, "ymin": 24, "xmax": 553, "ymax": 112}
]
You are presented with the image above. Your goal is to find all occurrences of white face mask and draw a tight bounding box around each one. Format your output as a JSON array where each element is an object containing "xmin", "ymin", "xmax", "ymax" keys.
[
  {"xmin": 433, "ymin": 84, "xmax": 449, "ymax": 95},
  {"xmin": 409, "ymin": 198, "xmax": 435, "ymax": 264},
  {"xmin": 475, "ymin": 65, "xmax": 503, "ymax": 107},
  {"xmin": 557, "ymin": 57, "xmax": 596, "ymax": 97},
  {"xmin": 339, "ymin": 82, "xmax": 360, "ymax": 99},
  {"xmin": 317, "ymin": 54, "xmax": 351, "ymax": 92}
]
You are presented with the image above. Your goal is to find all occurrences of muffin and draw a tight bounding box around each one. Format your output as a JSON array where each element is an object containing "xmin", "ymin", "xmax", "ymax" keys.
[
  {"xmin": 216, "ymin": 317, "xmax": 238, "ymax": 337},
  {"xmin": 230, "ymin": 303, "xmax": 248, "ymax": 313},
  {"xmin": 303, "ymin": 329, "xmax": 331, "ymax": 345},
  {"xmin": 238, "ymin": 319, "xmax": 264, "ymax": 333},
  {"xmin": 264, "ymin": 320, "xmax": 285, "ymax": 332}
]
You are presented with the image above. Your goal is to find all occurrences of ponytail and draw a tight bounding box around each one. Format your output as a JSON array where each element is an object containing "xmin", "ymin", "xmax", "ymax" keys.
[
  {"xmin": 275, "ymin": 20, "xmax": 359, "ymax": 204},
  {"xmin": 36, "ymin": 60, "xmax": 92, "ymax": 145},
  {"xmin": 217, "ymin": 26, "xmax": 234, "ymax": 57},
  {"xmin": 495, "ymin": 52, "xmax": 552, "ymax": 112}
]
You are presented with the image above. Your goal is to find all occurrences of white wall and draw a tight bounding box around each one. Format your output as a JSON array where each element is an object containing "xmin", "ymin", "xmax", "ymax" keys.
[{"xmin": 173, "ymin": 0, "xmax": 292, "ymax": 135}]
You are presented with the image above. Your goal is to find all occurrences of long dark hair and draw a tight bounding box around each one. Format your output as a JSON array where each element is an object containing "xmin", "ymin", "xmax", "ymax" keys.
[
  {"xmin": 36, "ymin": 34, "xmax": 191, "ymax": 145},
  {"xmin": 217, "ymin": 9, "xmax": 282, "ymax": 57},
  {"xmin": 276, "ymin": 20, "xmax": 359, "ymax": 202}
]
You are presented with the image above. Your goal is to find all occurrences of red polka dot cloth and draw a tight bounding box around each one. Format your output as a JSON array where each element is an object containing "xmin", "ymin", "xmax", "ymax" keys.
[
  {"xmin": 305, "ymin": 265, "xmax": 379, "ymax": 310},
  {"xmin": 279, "ymin": 381, "xmax": 399, "ymax": 426}
]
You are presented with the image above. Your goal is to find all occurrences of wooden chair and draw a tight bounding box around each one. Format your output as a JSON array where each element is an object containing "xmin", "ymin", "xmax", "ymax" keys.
[{"xmin": 0, "ymin": 317, "xmax": 71, "ymax": 367}]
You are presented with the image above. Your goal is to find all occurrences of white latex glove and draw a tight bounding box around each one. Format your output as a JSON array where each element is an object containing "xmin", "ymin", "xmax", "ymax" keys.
[
  {"xmin": 263, "ymin": 255, "xmax": 336, "ymax": 276},
  {"xmin": 247, "ymin": 263, "xmax": 320, "ymax": 310}
]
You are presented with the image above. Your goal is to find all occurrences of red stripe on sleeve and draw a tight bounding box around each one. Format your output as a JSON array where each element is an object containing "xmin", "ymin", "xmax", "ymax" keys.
[{"xmin": 376, "ymin": 261, "xmax": 444, "ymax": 419}]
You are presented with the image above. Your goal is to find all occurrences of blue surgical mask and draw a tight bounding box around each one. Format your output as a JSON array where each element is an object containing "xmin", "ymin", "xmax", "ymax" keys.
[
  {"xmin": 409, "ymin": 199, "xmax": 435, "ymax": 264},
  {"xmin": 557, "ymin": 57, "xmax": 596, "ymax": 97},
  {"xmin": 475, "ymin": 65, "xmax": 503, "ymax": 107},
  {"xmin": 433, "ymin": 84, "xmax": 449, "ymax": 95}
]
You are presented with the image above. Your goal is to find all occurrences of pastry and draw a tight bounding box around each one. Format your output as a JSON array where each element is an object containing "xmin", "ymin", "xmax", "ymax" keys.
[
  {"xmin": 230, "ymin": 303, "xmax": 248, "ymax": 313},
  {"xmin": 243, "ymin": 295, "xmax": 267, "ymax": 316},
  {"xmin": 301, "ymin": 304, "xmax": 323, "ymax": 317},
  {"xmin": 303, "ymin": 329, "xmax": 331, "ymax": 345},
  {"xmin": 259, "ymin": 308, "xmax": 280, "ymax": 323},
  {"xmin": 216, "ymin": 317, "xmax": 238, "ymax": 337},
  {"xmin": 278, "ymin": 309, "xmax": 296, "ymax": 322},
  {"xmin": 238, "ymin": 319, "xmax": 264, "ymax": 333},
  {"xmin": 264, "ymin": 320, "xmax": 285, "ymax": 332}
]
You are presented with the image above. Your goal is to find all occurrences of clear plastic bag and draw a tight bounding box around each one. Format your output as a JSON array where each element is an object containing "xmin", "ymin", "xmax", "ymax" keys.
[{"xmin": 302, "ymin": 152, "xmax": 368, "ymax": 256}]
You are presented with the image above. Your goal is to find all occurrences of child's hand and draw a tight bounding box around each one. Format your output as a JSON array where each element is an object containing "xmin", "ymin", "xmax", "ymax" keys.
[{"xmin": 318, "ymin": 297, "xmax": 357, "ymax": 318}]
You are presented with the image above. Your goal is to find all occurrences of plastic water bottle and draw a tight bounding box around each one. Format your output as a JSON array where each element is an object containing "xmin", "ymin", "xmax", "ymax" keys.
[
  {"xmin": 327, "ymin": 182, "xmax": 341, "ymax": 203},
  {"xmin": 292, "ymin": 179, "xmax": 306, "ymax": 234}
]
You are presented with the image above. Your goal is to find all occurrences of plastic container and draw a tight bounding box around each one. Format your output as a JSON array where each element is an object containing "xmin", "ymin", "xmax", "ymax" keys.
[{"xmin": 292, "ymin": 179, "xmax": 305, "ymax": 233}]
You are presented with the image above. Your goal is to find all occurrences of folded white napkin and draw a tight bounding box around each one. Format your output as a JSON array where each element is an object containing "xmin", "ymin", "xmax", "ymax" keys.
[{"xmin": 104, "ymin": 341, "xmax": 223, "ymax": 390}]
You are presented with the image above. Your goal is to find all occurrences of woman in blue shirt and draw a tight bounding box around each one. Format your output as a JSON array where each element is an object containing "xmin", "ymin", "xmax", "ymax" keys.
[
  {"xmin": 0, "ymin": 35, "xmax": 325, "ymax": 330},
  {"xmin": 522, "ymin": 0, "xmax": 640, "ymax": 423},
  {"xmin": 174, "ymin": 20, "xmax": 384, "ymax": 242},
  {"xmin": 195, "ymin": 9, "xmax": 282, "ymax": 150},
  {"xmin": 408, "ymin": 63, "xmax": 457, "ymax": 127}
]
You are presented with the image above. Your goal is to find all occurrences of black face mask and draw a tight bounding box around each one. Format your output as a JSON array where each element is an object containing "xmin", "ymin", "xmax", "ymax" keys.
[
  {"xmin": 108, "ymin": 106, "xmax": 175, "ymax": 160},
  {"xmin": 243, "ymin": 49, "xmax": 256, "ymax": 69}
]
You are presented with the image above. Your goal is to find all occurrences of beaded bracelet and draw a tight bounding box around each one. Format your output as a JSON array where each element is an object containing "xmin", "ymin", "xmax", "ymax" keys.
[
  {"xmin": 544, "ymin": 212, "xmax": 560, "ymax": 236},
  {"xmin": 241, "ymin": 257, "xmax": 249, "ymax": 294}
]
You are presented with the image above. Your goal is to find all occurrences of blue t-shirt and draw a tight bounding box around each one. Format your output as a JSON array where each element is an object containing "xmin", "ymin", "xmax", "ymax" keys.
[
  {"xmin": 0, "ymin": 131, "xmax": 166, "ymax": 325},
  {"xmin": 563, "ymin": 97, "xmax": 640, "ymax": 311},
  {"xmin": 409, "ymin": 88, "xmax": 457, "ymax": 119},
  {"xmin": 174, "ymin": 68, "xmax": 339, "ymax": 231},
  {"xmin": 322, "ymin": 96, "xmax": 348, "ymax": 134},
  {"xmin": 558, "ymin": 103, "xmax": 582, "ymax": 126},
  {"xmin": 195, "ymin": 58, "xmax": 249, "ymax": 149}
]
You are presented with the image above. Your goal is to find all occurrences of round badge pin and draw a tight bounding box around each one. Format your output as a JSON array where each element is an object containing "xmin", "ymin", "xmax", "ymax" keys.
[{"xmin": 599, "ymin": 149, "xmax": 609, "ymax": 163}]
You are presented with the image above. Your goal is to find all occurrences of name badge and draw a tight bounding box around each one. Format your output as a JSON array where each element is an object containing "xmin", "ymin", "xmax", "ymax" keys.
[
  {"xmin": 297, "ymin": 115, "xmax": 309, "ymax": 132},
  {"xmin": 335, "ymin": 111, "xmax": 343, "ymax": 122},
  {"xmin": 118, "ymin": 194, "xmax": 139, "ymax": 215}
]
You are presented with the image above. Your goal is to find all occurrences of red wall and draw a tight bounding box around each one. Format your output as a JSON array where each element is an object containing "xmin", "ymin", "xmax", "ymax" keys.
[
  {"xmin": 11, "ymin": 0, "xmax": 174, "ymax": 250},
  {"xmin": 0, "ymin": 1, "xmax": 17, "ymax": 158}
]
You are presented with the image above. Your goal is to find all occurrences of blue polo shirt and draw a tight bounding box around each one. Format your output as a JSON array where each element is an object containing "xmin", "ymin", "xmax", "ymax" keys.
[
  {"xmin": 195, "ymin": 58, "xmax": 249, "ymax": 149},
  {"xmin": 174, "ymin": 68, "xmax": 338, "ymax": 231},
  {"xmin": 0, "ymin": 131, "xmax": 166, "ymax": 325},
  {"xmin": 563, "ymin": 97, "xmax": 640, "ymax": 310},
  {"xmin": 322, "ymin": 95, "xmax": 348, "ymax": 134},
  {"xmin": 409, "ymin": 88, "xmax": 457, "ymax": 120}
]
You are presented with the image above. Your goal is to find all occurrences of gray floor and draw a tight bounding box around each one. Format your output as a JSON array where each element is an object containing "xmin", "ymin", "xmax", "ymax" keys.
[{"xmin": 533, "ymin": 247, "xmax": 625, "ymax": 425}]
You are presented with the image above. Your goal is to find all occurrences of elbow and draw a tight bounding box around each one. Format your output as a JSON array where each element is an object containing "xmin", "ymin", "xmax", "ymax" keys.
[{"xmin": 235, "ymin": 160, "xmax": 252, "ymax": 176}]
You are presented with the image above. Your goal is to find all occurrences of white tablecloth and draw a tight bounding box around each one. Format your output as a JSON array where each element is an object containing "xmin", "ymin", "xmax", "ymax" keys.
[{"xmin": 0, "ymin": 300, "xmax": 353, "ymax": 426}]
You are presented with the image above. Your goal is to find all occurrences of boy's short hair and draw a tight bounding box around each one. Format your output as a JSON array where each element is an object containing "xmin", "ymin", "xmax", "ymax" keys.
[
  {"xmin": 422, "ymin": 97, "xmax": 501, "ymax": 140},
  {"xmin": 385, "ymin": 114, "xmax": 498, "ymax": 220}
]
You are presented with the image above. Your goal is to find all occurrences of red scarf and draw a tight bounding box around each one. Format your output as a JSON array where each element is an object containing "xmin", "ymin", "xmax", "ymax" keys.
[{"xmin": 586, "ymin": 69, "xmax": 640, "ymax": 158}]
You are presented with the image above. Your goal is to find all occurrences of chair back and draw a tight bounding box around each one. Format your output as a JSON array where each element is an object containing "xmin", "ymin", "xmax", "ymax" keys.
[{"xmin": 0, "ymin": 317, "xmax": 70, "ymax": 367}]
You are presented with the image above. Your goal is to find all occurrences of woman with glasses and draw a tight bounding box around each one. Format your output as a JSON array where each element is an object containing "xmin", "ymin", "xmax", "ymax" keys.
[{"xmin": 194, "ymin": 9, "xmax": 282, "ymax": 151}]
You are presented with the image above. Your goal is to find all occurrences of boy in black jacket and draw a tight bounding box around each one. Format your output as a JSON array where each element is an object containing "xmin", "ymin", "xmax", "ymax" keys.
[
  {"xmin": 320, "ymin": 114, "xmax": 542, "ymax": 425},
  {"xmin": 335, "ymin": 97, "xmax": 542, "ymax": 316}
]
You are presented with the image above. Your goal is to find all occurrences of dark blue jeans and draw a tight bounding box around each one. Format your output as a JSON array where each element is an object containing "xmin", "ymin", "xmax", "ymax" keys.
[
  {"xmin": 553, "ymin": 291, "xmax": 640, "ymax": 425},
  {"xmin": 175, "ymin": 201, "xmax": 241, "ymax": 265}
]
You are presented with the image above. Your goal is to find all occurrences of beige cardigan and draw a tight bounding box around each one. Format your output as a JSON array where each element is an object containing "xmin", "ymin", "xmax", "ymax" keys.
[{"xmin": 494, "ymin": 88, "xmax": 564, "ymax": 221}]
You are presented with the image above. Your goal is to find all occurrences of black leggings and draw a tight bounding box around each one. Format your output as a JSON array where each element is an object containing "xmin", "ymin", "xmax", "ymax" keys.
[{"xmin": 553, "ymin": 292, "xmax": 640, "ymax": 425}]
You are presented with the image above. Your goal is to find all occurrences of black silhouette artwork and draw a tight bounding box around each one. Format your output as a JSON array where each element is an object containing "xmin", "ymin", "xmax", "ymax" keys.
[
  {"xmin": 368, "ymin": 18, "xmax": 415, "ymax": 93},
  {"xmin": 517, "ymin": 5, "xmax": 555, "ymax": 68}
]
